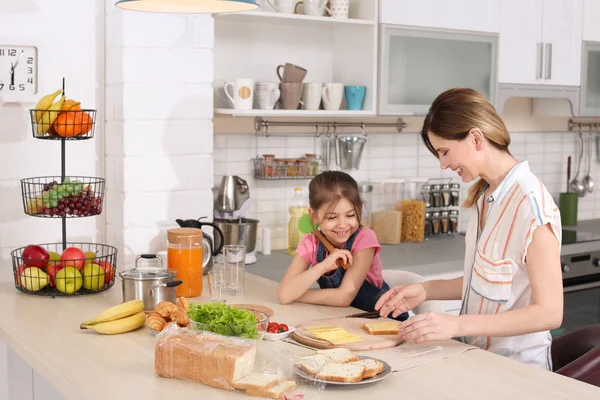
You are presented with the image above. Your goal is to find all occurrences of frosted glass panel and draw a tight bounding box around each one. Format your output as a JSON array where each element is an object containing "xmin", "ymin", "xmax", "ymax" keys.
[
  {"xmin": 387, "ymin": 35, "xmax": 493, "ymax": 106},
  {"xmin": 585, "ymin": 50, "xmax": 600, "ymax": 108}
]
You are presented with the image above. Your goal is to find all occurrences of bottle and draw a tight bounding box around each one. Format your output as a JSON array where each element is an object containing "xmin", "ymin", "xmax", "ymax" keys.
[{"xmin": 288, "ymin": 187, "xmax": 308, "ymax": 255}]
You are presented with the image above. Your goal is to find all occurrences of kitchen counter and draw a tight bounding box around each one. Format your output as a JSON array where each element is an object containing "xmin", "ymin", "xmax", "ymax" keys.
[{"xmin": 0, "ymin": 275, "xmax": 598, "ymax": 400}]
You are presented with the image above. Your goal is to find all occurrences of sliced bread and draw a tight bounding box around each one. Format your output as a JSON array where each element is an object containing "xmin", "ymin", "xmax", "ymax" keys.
[
  {"xmin": 295, "ymin": 353, "xmax": 333, "ymax": 376},
  {"xmin": 346, "ymin": 359, "xmax": 385, "ymax": 379},
  {"xmin": 232, "ymin": 371, "xmax": 281, "ymax": 391},
  {"xmin": 316, "ymin": 348, "xmax": 359, "ymax": 363},
  {"xmin": 315, "ymin": 362, "xmax": 365, "ymax": 383},
  {"xmin": 245, "ymin": 379, "xmax": 297, "ymax": 399},
  {"xmin": 362, "ymin": 321, "xmax": 400, "ymax": 335}
]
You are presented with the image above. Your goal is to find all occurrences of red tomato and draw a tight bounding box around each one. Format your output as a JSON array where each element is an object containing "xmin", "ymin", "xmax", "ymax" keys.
[{"xmin": 278, "ymin": 324, "xmax": 289, "ymax": 333}]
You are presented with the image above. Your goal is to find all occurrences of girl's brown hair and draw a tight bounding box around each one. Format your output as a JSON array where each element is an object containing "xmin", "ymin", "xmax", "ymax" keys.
[
  {"xmin": 308, "ymin": 171, "xmax": 362, "ymax": 222},
  {"xmin": 421, "ymin": 88, "xmax": 511, "ymax": 208}
]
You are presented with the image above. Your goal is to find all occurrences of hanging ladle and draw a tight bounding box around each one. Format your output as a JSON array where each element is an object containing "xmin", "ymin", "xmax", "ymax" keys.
[
  {"xmin": 570, "ymin": 132, "xmax": 586, "ymax": 197},
  {"xmin": 583, "ymin": 128, "xmax": 595, "ymax": 194}
]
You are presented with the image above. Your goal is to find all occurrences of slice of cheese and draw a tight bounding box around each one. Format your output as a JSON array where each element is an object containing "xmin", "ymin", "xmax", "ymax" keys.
[{"xmin": 307, "ymin": 326, "xmax": 362, "ymax": 345}]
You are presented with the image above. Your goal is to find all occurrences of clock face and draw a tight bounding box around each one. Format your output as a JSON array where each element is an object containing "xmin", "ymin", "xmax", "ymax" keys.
[{"xmin": 0, "ymin": 45, "xmax": 38, "ymax": 96}]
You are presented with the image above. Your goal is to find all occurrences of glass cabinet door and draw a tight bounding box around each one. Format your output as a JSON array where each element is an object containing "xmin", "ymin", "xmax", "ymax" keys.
[{"xmin": 581, "ymin": 42, "xmax": 600, "ymax": 116}]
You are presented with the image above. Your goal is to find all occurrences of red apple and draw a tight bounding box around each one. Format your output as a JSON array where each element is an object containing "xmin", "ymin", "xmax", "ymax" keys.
[
  {"xmin": 15, "ymin": 264, "xmax": 29, "ymax": 287},
  {"xmin": 46, "ymin": 263, "xmax": 64, "ymax": 287},
  {"xmin": 22, "ymin": 245, "xmax": 49, "ymax": 268},
  {"xmin": 94, "ymin": 261, "xmax": 114, "ymax": 285},
  {"xmin": 60, "ymin": 247, "xmax": 86, "ymax": 271}
]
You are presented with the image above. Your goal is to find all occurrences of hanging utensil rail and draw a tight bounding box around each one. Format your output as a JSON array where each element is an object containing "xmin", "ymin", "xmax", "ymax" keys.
[{"xmin": 254, "ymin": 117, "xmax": 407, "ymax": 137}]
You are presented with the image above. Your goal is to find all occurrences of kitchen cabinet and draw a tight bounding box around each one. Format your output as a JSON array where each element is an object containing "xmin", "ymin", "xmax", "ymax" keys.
[
  {"xmin": 378, "ymin": 25, "xmax": 497, "ymax": 115},
  {"xmin": 380, "ymin": 0, "xmax": 500, "ymax": 34},
  {"xmin": 498, "ymin": 0, "xmax": 583, "ymax": 86},
  {"xmin": 583, "ymin": 0, "xmax": 600, "ymax": 41},
  {"xmin": 580, "ymin": 42, "xmax": 600, "ymax": 116}
]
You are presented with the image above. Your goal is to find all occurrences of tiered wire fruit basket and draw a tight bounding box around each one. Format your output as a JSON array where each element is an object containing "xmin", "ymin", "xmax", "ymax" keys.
[{"xmin": 11, "ymin": 78, "xmax": 117, "ymax": 297}]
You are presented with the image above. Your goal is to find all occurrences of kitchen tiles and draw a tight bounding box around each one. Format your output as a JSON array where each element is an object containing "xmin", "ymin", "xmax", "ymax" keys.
[{"xmin": 214, "ymin": 131, "xmax": 600, "ymax": 251}]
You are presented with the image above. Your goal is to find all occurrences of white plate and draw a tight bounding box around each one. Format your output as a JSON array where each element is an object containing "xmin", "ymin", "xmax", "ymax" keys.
[
  {"xmin": 263, "ymin": 326, "xmax": 296, "ymax": 341},
  {"xmin": 293, "ymin": 355, "xmax": 392, "ymax": 386}
]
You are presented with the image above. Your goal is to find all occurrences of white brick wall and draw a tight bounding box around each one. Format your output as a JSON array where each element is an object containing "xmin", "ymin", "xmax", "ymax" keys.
[
  {"xmin": 215, "ymin": 130, "xmax": 600, "ymax": 251},
  {"xmin": 105, "ymin": 5, "xmax": 215, "ymax": 266}
]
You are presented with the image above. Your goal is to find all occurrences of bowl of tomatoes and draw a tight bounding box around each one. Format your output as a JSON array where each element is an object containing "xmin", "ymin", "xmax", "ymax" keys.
[{"xmin": 263, "ymin": 321, "xmax": 295, "ymax": 341}]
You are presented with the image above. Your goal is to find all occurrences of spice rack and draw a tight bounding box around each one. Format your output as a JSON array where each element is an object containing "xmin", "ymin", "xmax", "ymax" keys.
[
  {"xmin": 421, "ymin": 179, "xmax": 461, "ymax": 237},
  {"xmin": 252, "ymin": 154, "xmax": 323, "ymax": 180}
]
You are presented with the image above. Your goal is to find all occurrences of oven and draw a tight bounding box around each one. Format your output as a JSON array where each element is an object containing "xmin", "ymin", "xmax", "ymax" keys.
[{"xmin": 558, "ymin": 229, "xmax": 600, "ymax": 335}]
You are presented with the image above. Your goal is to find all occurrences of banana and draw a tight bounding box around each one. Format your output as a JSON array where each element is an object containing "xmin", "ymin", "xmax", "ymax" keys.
[
  {"xmin": 33, "ymin": 89, "xmax": 62, "ymax": 122},
  {"xmin": 36, "ymin": 95, "xmax": 65, "ymax": 136},
  {"xmin": 81, "ymin": 311, "xmax": 146, "ymax": 335},
  {"xmin": 80, "ymin": 299, "xmax": 144, "ymax": 327}
]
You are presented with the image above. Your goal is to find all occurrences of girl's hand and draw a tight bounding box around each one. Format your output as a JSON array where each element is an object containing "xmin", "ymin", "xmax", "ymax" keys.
[
  {"xmin": 375, "ymin": 284, "xmax": 427, "ymax": 318},
  {"xmin": 398, "ymin": 313, "xmax": 461, "ymax": 343},
  {"xmin": 319, "ymin": 249, "xmax": 353, "ymax": 274}
]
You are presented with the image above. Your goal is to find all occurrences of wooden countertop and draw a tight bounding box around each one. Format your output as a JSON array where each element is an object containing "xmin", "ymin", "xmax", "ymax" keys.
[{"xmin": 0, "ymin": 274, "xmax": 598, "ymax": 399}]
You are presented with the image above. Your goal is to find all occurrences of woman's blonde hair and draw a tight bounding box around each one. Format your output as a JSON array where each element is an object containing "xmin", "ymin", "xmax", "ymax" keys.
[{"xmin": 421, "ymin": 88, "xmax": 511, "ymax": 208}]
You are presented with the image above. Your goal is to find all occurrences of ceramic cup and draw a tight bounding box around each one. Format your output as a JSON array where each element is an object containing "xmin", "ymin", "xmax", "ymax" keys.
[
  {"xmin": 294, "ymin": 0, "xmax": 330, "ymax": 16},
  {"xmin": 256, "ymin": 82, "xmax": 281, "ymax": 110},
  {"xmin": 266, "ymin": 0, "xmax": 295, "ymax": 13},
  {"xmin": 280, "ymin": 82, "xmax": 304, "ymax": 110},
  {"xmin": 322, "ymin": 83, "xmax": 344, "ymax": 111},
  {"xmin": 345, "ymin": 85, "xmax": 366, "ymax": 110},
  {"xmin": 276, "ymin": 63, "xmax": 308, "ymax": 83},
  {"xmin": 327, "ymin": 0, "xmax": 349, "ymax": 19},
  {"xmin": 301, "ymin": 82, "xmax": 323, "ymax": 110},
  {"xmin": 224, "ymin": 78, "xmax": 255, "ymax": 110}
]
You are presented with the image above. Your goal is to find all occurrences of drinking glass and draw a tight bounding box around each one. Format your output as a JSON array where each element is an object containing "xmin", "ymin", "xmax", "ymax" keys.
[
  {"xmin": 224, "ymin": 245, "xmax": 246, "ymax": 296},
  {"xmin": 207, "ymin": 270, "xmax": 227, "ymax": 302}
]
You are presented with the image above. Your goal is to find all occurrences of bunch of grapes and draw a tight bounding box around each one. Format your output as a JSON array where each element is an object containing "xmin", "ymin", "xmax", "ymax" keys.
[{"xmin": 37, "ymin": 179, "xmax": 103, "ymax": 217}]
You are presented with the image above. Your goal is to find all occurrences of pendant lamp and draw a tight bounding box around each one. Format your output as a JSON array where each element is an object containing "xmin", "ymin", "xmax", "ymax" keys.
[{"xmin": 115, "ymin": 0, "xmax": 260, "ymax": 14}]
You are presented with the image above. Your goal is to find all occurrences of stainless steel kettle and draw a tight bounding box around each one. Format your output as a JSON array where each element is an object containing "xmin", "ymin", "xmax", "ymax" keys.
[{"xmin": 175, "ymin": 217, "xmax": 224, "ymax": 275}]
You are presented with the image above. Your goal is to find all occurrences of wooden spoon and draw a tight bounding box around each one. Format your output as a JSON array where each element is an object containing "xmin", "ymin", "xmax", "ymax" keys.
[{"xmin": 298, "ymin": 214, "xmax": 350, "ymax": 269}]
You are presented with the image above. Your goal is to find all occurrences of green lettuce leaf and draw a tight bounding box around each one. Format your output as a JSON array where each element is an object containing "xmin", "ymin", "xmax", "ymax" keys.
[{"xmin": 187, "ymin": 302, "xmax": 260, "ymax": 339}]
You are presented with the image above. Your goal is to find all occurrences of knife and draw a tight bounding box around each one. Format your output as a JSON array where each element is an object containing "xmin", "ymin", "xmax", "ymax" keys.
[{"xmin": 344, "ymin": 311, "xmax": 381, "ymax": 319}]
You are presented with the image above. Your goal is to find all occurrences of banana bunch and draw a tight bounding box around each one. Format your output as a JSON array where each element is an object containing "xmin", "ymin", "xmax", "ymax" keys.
[
  {"xmin": 33, "ymin": 89, "xmax": 64, "ymax": 137},
  {"xmin": 80, "ymin": 299, "xmax": 146, "ymax": 335}
]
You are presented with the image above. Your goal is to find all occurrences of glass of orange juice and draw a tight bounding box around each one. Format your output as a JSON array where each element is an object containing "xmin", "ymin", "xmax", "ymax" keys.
[{"xmin": 167, "ymin": 228, "xmax": 203, "ymax": 297}]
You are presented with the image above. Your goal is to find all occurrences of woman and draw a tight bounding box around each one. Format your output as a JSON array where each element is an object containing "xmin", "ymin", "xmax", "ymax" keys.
[{"xmin": 375, "ymin": 88, "xmax": 563, "ymax": 370}]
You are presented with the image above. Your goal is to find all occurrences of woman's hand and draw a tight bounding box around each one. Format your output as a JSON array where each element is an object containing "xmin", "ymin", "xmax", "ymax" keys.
[
  {"xmin": 398, "ymin": 313, "xmax": 461, "ymax": 343},
  {"xmin": 318, "ymin": 249, "xmax": 353, "ymax": 274},
  {"xmin": 375, "ymin": 283, "xmax": 427, "ymax": 318}
]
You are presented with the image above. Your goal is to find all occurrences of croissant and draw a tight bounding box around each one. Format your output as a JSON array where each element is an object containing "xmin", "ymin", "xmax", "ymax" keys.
[
  {"xmin": 177, "ymin": 297, "xmax": 189, "ymax": 312},
  {"xmin": 156, "ymin": 301, "xmax": 178, "ymax": 318},
  {"xmin": 169, "ymin": 309, "xmax": 189, "ymax": 327},
  {"xmin": 147, "ymin": 312, "xmax": 168, "ymax": 332}
]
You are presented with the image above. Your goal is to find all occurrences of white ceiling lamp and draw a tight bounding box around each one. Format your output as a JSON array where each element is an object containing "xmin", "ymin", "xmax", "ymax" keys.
[{"xmin": 115, "ymin": 0, "xmax": 260, "ymax": 14}]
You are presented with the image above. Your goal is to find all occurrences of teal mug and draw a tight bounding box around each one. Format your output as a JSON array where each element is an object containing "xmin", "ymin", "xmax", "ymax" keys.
[{"xmin": 345, "ymin": 85, "xmax": 366, "ymax": 110}]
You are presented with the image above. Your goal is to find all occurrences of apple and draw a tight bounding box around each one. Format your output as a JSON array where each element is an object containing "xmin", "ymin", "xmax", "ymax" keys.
[
  {"xmin": 82, "ymin": 264, "xmax": 105, "ymax": 291},
  {"xmin": 46, "ymin": 263, "xmax": 63, "ymax": 287},
  {"xmin": 55, "ymin": 267, "xmax": 83, "ymax": 294},
  {"xmin": 15, "ymin": 264, "xmax": 29, "ymax": 287},
  {"xmin": 20, "ymin": 267, "xmax": 49, "ymax": 291},
  {"xmin": 60, "ymin": 247, "xmax": 86, "ymax": 271},
  {"xmin": 94, "ymin": 261, "xmax": 114, "ymax": 285},
  {"xmin": 47, "ymin": 251, "xmax": 62, "ymax": 273},
  {"xmin": 22, "ymin": 245, "xmax": 49, "ymax": 268},
  {"xmin": 84, "ymin": 251, "xmax": 96, "ymax": 263}
]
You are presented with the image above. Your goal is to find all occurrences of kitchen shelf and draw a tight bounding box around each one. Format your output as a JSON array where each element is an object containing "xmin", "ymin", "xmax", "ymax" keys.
[
  {"xmin": 214, "ymin": 11, "xmax": 375, "ymax": 29},
  {"xmin": 215, "ymin": 108, "xmax": 375, "ymax": 117}
]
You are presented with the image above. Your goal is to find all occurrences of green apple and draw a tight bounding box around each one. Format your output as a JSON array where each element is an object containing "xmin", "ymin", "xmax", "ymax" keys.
[
  {"xmin": 20, "ymin": 267, "xmax": 49, "ymax": 291},
  {"xmin": 47, "ymin": 251, "xmax": 61, "ymax": 272},
  {"xmin": 55, "ymin": 266, "xmax": 83, "ymax": 294},
  {"xmin": 82, "ymin": 264, "xmax": 105, "ymax": 291},
  {"xmin": 84, "ymin": 251, "xmax": 96, "ymax": 261}
]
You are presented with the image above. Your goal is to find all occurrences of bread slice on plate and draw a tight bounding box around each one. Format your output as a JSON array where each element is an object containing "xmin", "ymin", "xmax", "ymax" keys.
[
  {"xmin": 315, "ymin": 362, "xmax": 365, "ymax": 383},
  {"xmin": 362, "ymin": 321, "xmax": 400, "ymax": 335},
  {"xmin": 232, "ymin": 371, "xmax": 281, "ymax": 391},
  {"xmin": 245, "ymin": 379, "xmax": 297, "ymax": 399},
  {"xmin": 346, "ymin": 359, "xmax": 385, "ymax": 379},
  {"xmin": 295, "ymin": 354, "xmax": 334, "ymax": 376},
  {"xmin": 316, "ymin": 348, "xmax": 360, "ymax": 363}
]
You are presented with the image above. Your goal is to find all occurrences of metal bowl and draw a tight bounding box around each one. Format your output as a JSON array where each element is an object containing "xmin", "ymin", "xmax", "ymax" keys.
[{"xmin": 213, "ymin": 218, "xmax": 258, "ymax": 254}]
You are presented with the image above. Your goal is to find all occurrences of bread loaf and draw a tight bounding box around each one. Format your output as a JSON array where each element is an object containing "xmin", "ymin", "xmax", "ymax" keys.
[{"xmin": 155, "ymin": 333, "xmax": 256, "ymax": 390}]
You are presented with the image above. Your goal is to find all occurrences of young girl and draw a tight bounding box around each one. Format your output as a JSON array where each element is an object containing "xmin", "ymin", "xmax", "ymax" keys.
[
  {"xmin": 376, "ymin": 88, "xmax": 563, "ymax": 370},
  {"xmin": 277, "ymin": 171, "xmax": 408, "ymax": 321}
]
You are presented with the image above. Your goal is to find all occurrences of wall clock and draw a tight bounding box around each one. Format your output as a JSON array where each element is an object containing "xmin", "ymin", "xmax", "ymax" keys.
[{"xmin": 0, "ymin": 45, "xmax": 38, "ymax": 101}]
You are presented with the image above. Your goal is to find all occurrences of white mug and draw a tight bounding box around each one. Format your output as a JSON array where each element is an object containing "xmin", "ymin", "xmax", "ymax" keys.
[
  {"xmin": 256, "ymin": 82, "xmax": 280, "ymax": 110},
  {"xmin": 224, "ymin": 78, "xmax": 255, "ymax": 110},
  {"xmin": 328, "ymin": 0, "xmax": 349, "ymax": 19},
  {"xmin": 266, "ymin": 0, "xmax": 295, "ymax": 13},
  {"xmin": 294, "ymin": 0, "xmax": 330, "ymax": 16},
  {"xmin": 301, "ymin": 82, "xmax": 322, "ymax": 110},
  {"xmin": 322, "ymin": 83, "xmax": 344, "ymax": 111}
]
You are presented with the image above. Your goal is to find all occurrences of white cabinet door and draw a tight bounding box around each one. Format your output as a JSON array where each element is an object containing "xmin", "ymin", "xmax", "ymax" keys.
[
  {"xmin": 542, "ymin": 0, "xmax": 583, "ymax": 86},
  {"xmin": 380, "ymin": 0, "xmax": 500, "ymax": 33},
  {"xmin": 498, "ymin": 0, "xmax": 543, "ymax": 85},
  {"xmin": 583, "ymin": 0, "xmax": 600, "ymax": 41}
]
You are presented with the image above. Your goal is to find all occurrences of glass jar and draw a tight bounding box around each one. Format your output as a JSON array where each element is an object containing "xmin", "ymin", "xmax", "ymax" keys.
[
  {"xmin": 167, "ymin": 227, "xmax": 203, "ymax": 297},
  {"xmin": 359, "ymin": 182, "xmax": 374, "ymax": 228},
  {"xmin": 450, "ymin": 183, "xmax": 461, "ymax": 206},
  {"xmin": 441, "ymin": 184, "xmax": 451, "ymax": 207},
  {"xmin": 305, "ymin": 154, "xmax": 319, "ymax": 176},
  {"xmin": 450, "ymin": 210, "xmax": 459, "ymax": 233},
  {"xmin": 286, "ymin": 160, "xmax": 299, "ymax": 177},
  {"xmin": 297, "ymin": 159, "xmax": 309, "ymax": 177},
  {"xmin": 384, "ymin": 179, "xmax": 405, "ymax": 210},
  {"xmin": 424, "ymin": 212, "xmax": 432, "ymax": 237},
  {"xmin": 421, "ymin": 184, "xmax": 432, "ymax": 208},
  {"xmin": 275, "ymin": 158, "xmax": 287, "ymax": 178},
  {"xmin": 262, "ymin": 154, "xmax": 276, "ymax": 178},
  {"xmin": 440, "ymin": 211, "xmax": 450, "ymax": 234},
  {"xmin": 404, "ymin": 178, "xmax": 428, "ymax": 200},
  {"xmin": 431, "ymin": 184, "xmax": 442, "ymax": 208},
  {"xmin": 431, "ymin": 211, "xmax": 441, "ymax": 235}
]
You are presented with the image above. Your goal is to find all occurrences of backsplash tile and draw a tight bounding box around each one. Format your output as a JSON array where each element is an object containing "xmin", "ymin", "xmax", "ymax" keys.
[{"xmin": 214, "ymin": 131, "xmax": 600, "ymax": 251}]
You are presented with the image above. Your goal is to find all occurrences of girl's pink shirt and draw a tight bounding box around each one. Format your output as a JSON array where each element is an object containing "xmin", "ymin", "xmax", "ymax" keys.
[{"xmin": 295, "ymin": 227, "xmax": 384, "ymax": 288}]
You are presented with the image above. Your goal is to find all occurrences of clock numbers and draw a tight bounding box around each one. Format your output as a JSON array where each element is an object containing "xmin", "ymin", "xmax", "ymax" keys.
[{"xmin": 0, "ymin": 45, "xmax": 37, "ymax": 96}]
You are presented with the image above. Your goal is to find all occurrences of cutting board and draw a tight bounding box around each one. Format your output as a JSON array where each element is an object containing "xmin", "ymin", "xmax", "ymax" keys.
[{"xmin": 292, "ymin": 317, "xmax": 403, "ymax": 351}]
